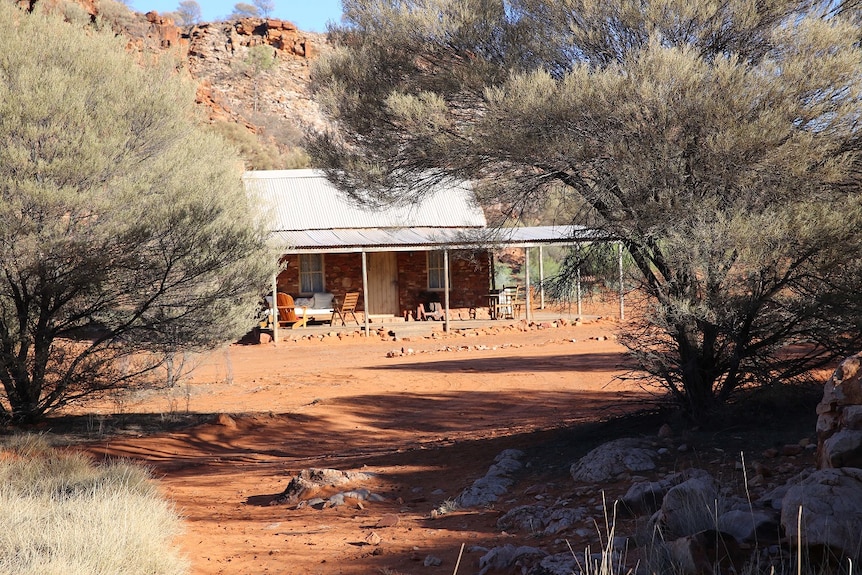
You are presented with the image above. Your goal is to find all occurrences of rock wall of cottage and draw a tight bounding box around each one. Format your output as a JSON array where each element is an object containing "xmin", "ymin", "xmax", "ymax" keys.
[{"xmin": 275, "ymin": 251, "xmax": 491, "ymax": 314}]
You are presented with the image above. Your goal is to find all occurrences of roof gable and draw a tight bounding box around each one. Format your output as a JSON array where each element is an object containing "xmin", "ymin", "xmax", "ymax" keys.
[{"xmin": 244, "ymin": 169, "xmax": 487, "ymax": 231}]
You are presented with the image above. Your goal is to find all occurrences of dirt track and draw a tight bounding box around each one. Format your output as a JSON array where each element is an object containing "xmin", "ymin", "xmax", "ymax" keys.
[{"xmin": 79, "ymin": 318, "xmax": 642, "ymax": 575}]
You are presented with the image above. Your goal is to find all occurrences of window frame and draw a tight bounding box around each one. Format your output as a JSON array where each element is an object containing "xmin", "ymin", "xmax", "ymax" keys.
[
  {"xmin": 426, "ymin": 251, "xmax": 450, "ymax": 291},
  {"xmin": 298, "ymin": 253, "xmax": 325, "ymax": 294}
]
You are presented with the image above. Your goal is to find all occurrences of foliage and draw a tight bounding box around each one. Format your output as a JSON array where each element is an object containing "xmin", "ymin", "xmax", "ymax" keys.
[
  {"xmin": 310, "ymin": 0, "xmax": 862, "ymax": 419},
  {"xmin": 0, "ymin": 3, "xmax": 271, "ymax": 423},
  {"xmin": 231, "ymin": 2, "xmax": 259, "ymax": 18},
  {"xmin": 0, "ymin": 434, "xmax": 188, "ymax": 574},
  {"xmin": 208, "ymin": 120, "xmax": 310, "ymax": 169},
  {"xmin": 176, "ymin": 0, "xmax": 202, "ymax": 25},
  {"xmin": 238, "ymin": 44, "xmax": 277, "ymax": 112},
  {"xmin": 253, "ymin": 0, "xmax": 275, "ymax": 18}
]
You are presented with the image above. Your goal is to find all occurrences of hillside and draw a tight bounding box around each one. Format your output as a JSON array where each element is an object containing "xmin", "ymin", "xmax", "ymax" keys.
[{"xmin": 36, "ymin": 0, "xmax": 331, "ymax": 169}]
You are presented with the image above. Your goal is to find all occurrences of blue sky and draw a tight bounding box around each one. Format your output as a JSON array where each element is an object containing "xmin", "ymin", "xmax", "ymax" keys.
[{"xmin": 130, "ymin": 0, "xmax": 343, "ymax": 32}]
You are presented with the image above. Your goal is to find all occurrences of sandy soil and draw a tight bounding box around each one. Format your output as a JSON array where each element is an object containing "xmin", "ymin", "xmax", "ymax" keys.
[{"xmin": 76, "ymin": 317, "xmax": 651, "ymax": 575}]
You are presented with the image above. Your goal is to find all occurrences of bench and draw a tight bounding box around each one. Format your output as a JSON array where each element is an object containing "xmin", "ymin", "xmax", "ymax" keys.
[{"xmin": 292, "ymin": 292, "xmax": 336, "ymax": 328}]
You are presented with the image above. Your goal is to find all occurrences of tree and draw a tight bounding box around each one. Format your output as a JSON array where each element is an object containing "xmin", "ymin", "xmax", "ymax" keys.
[
  {"xmin": 231, "ymin": 2, "xmax": 259, "ymax": 18},
  {"xmin": 310, "ymin": 0, "xmax": 862, "ymax": 419},
  {"xmin": 0, "ymin": 3, "xmax": 271, "ymax": 423},
  {"xmin": 176, "ymin": 0, "xmax": 202, "ymax": 25},
  {"xmin": 239, "ymin": 44, "xmax": 277, "ymax": 112},
  {"xmin": 253, "ymin": 0, "xmax": 275, "ymax": 18}
]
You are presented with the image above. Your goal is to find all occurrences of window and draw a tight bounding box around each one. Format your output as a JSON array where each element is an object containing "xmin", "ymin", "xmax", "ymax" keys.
[
  {"xmin": 427, "ymin": 251, "xmax": 449, "ymax": 290},
  {"xmin": 299, "ymin": 254, "xmax": 324, "ymax": 293}
]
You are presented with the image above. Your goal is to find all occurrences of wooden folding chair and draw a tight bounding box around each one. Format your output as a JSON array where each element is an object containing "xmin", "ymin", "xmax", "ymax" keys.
[
  {"xmin": 331, "ymin": 292, "xmax": 360, "ymax": 326},
  {"xmin": 511, "ymin": 285, "xmax": 526, "ymax": 319},
  {"xmin": 494, "ymin": 285, "xmax": 524, "ymax": 319}
]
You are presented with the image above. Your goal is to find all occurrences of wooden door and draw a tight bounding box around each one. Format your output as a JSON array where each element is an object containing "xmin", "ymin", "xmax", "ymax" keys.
[{"xmin": 367, "ymin": 252, "xmax": 399, "ymax": 315}]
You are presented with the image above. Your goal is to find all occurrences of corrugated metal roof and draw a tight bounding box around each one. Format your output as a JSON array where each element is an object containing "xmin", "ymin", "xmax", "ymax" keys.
[
  {"xmin": 244, "ymin": 169, "xmax": 487, "ymax": 231},
  {"xmin": 269, "ymin": 225, "xmax": 605, "ymax": 252}
]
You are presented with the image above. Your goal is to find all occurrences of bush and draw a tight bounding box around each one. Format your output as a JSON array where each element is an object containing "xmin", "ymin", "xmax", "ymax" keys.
[{"xmin": 0, "ymin": 435, "xmax": 188, "ymax": 575}]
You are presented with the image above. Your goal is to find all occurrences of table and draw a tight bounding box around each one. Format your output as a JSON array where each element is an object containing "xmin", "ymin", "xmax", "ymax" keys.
[{"xmin": 485, "ymin": 293, "xmax": 501, "ymax": 320}]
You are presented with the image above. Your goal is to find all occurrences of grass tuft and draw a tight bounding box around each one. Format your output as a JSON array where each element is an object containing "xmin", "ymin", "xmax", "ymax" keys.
[{"xmin": 0, "ymin": 434, "xmax": 187, "ymax": 575}]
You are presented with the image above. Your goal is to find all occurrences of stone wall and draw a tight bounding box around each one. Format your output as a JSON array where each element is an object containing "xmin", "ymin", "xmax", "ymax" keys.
[
  {"xmin": 816, "ymin": 351, "xmax": 862, "ymax": 469},
  {"xmin": 275, "ymin": 250, "xmax": 491, "ymax": 313},
  {"xmin": 396, "ymin": 251, "xmax": 490, "ymax": 311}
]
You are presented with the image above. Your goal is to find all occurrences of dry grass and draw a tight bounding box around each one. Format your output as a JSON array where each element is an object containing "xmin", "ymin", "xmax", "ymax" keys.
[{"xmin": 0, "ymin": 434, "xmax": 188, "ymax": 575}]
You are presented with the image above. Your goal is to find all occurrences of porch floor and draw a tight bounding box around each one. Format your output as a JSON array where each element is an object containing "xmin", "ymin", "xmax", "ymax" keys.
[{"xmin": 261, "ymin": 307, "xmax": 613, "ymax": 343}]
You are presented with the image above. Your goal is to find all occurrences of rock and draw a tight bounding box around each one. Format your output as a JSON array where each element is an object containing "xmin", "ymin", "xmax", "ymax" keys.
[
  {"xmin": 144, "ymin": 11, "xmax": 181, "ymax": 49},
  {"xmin": 455, "ymin": 449, "xmax": 524, "ymax": 508},
  {"xmin": 621, "ymin": 480, "xmax": 667, "ymax": 515},
  {"xmin": 376, "ymin": 514, "xmax": 399, "ymax": 528},
  {"xmin": 621, "ymin": 469, "xmax": 712, "ymax": 516},
  {"xmin": 274, "ymin": 468, "xmax": 372, "ymax": 505},
  {"xmin": 570, "ymin": 438, "xmax": 660, "ymax": 483},
  {"xmin": 423, "ymin": 555, "xmax": 442, "ymax": 567},
  {"xmin": 477, "ymin": 544, "xmax": 547, "ymax": 575},
  {"xmin": 664, "ymin": 530, "xmax": 747, "ymax": 575},
  {"xmin": 780, "ymin": 467, "xmax": 862, "ymax": 564},
  {"xmin": 215, "ymin": 413, "xmax": 237, "ymax": 428},
  {"xmin": 365, "ymin": 531, "xmax": 381, "ymax": 546},
  {"xmin": 718, "ymin": 508, "xmax": 780, "ymax": 542},
  {"xmin": 658, "ymin": 423, "xmax": 674, "ymax": 439},
  {"xmin": 496, "ymin": 505, "xmax": 588, "ymax": 536},
  {"xmin": 650, "ymin": 473, "xmax": 720, "ymax": 540},
  {"xmin": 753, "ymin": 461, "xmax": 772, "ymax": 478},
  {"xmin": 816, "ymin": 352, "xmax": 862, "ymax": 468},
  {"xmin": 821, "ymin": 429, "xmax": 862, "ymax": 468}
]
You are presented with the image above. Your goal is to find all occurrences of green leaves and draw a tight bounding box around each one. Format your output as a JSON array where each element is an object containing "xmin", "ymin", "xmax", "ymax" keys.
[
  {"xmin": 0, "ymin": 3, "xmax": 271, "ymax": 423},
  {"xmin": 314, "ymin": 0, "xmax": 862, "ymax": 418}
]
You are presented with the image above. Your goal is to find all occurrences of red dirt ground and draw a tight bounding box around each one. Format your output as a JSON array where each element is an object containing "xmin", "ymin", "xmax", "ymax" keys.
[{"xmin": 76, "ymin": 317, "xmax": 651, "ymax": 575}]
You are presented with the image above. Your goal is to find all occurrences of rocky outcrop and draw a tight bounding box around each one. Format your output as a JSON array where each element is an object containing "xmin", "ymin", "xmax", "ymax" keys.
[
  {"xmin": 497, "ymin": 504, "xmax": 588, "ymax": 536},
  {"xmin": 231, "ymin": 16, "xmax": 312, "ymax": 58},
  {"xmin": 648, "ymin": 472, "xmax": 720, "ymax": 540},
  {"xmin": 183, "ymin": 18, "xmax": 329, "ymax": 134},
  {"xmin": 455, "ymin": 449, "xmax": 523, "ymax": 508},
  {"xmin": 570, "ymin": 437, "xmax": 661, "ymax": 483},
  {"xmin": 273, "ymin": 467, "xmax": 375, "ymax": 506},
  {"xmin": 477, "ymin": 544, "xmax": 547, "ymax": 575},
  {"xmin": 19, "ymin": 0, "xmax": 330, "ymax": 166},
  {"xmin": 780, "ymin": 467, "xmax": 862, "ymax": 564},
  {"xmin": 621, "ymin": 468, "xmax": 712, "ymax": 515},
  {"xmin": 816, "ymin": 352, "xmax": 862, "ymax": 469},
  {"xmin": 145, "ymin": 11, "xmax": 181, "ymax": 49}
]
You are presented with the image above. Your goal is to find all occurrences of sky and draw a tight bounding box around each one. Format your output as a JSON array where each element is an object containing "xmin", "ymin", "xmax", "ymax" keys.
[{"xmin": 129, "ymin": 0, "xmax": 343, "ymax": 33}]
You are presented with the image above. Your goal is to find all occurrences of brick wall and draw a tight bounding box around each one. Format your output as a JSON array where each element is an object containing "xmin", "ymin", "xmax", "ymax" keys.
[
  {"xmin": 276, "ymin": 250, "xmax": 491, "ymax": 313},
  {"xmin": 276, "ymin": 253, "xmax": 366, "ymax": 309}
]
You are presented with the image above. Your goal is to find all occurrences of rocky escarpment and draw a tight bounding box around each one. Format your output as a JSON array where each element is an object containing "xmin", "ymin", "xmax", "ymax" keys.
[
  {"xmin": 22, "ymin": 0, "xmax": 331, "ymax": 166},
  {"xmin": 129, "ymin": 9, "xmax": 330, "ymax": 140}
]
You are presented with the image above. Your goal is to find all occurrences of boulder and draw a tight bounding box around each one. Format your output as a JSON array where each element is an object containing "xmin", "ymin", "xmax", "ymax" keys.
[
  {"xmin": 821, "ymin": 429, "xmax": 862, "ymax": 469},
  {"xmin": 649, "ymin": 473, "xmax": 721, "ymax": 540},
  {"xmin": 621, "ymin": 468, "xmax": 712, "ymax": 515},
  {"xmin": 570, "ymin": 437, "xmax": 660, "ymax": 483},
  {"xmin": 274, "ymin": 468, "xmax": 372, "ymax": 504},
  {"xmin": 496, "ymin": 504, "xmax": 588, "ymax": 536},
  {"xmin": 664, "ymin": 530, "xmax": 747, "ymax": 575},
  {"xmin": 717, "ymin": 508, "xmax": 781, "ymax": 543},
  {"xmin": 478, "ymin": 544, "xmax": 547, "ymax": 575},
  {"xmin": 455, "ymin": 449, "xmax": 523, "ymax": 508},
  {"xmin": 780, "ymin": 467, "xmax": 862, "ymax": 564},
  {"xmin": 816, "ymin": 352, "xmax": 862, "ymax": 468}
]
